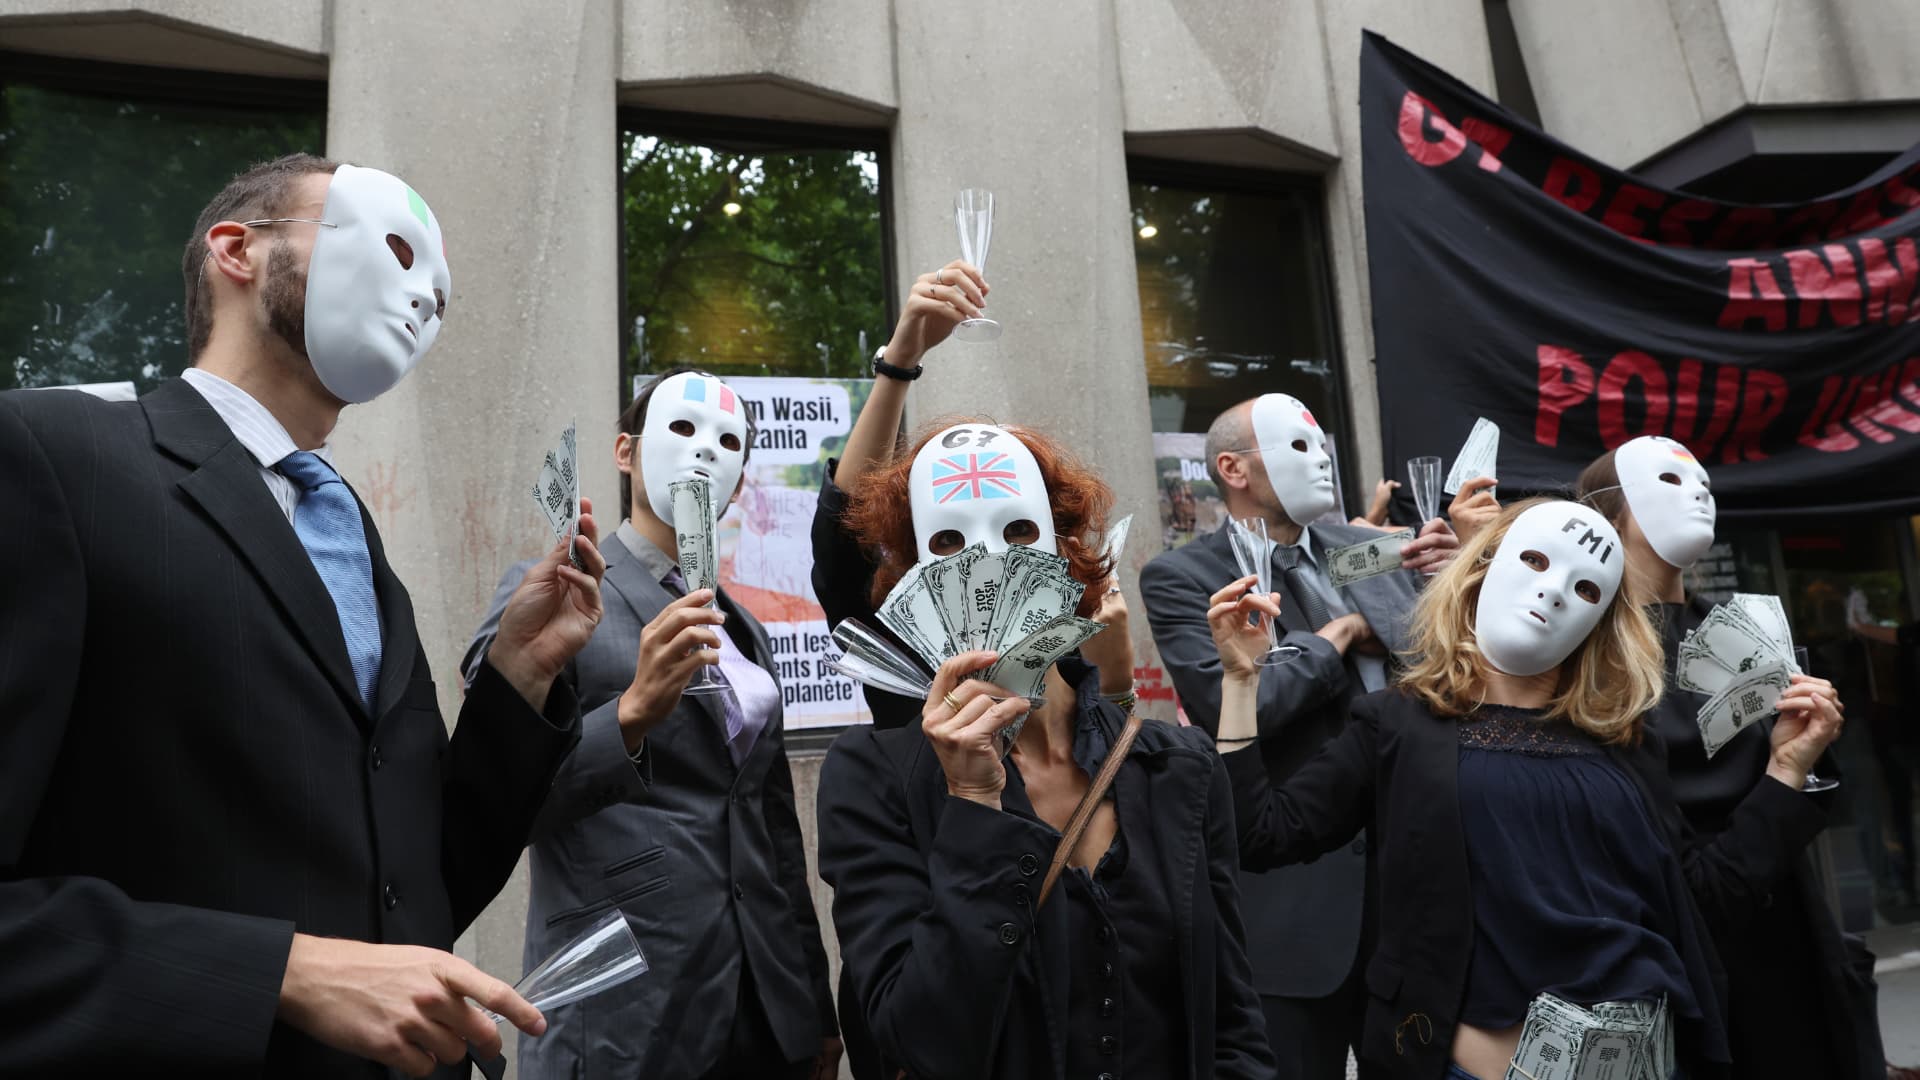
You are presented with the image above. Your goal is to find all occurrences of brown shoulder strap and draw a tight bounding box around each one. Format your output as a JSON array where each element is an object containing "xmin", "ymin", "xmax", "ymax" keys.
[{"xmin": 1036, "ymin": 709, "xmax": 1144, "ymax": 909}]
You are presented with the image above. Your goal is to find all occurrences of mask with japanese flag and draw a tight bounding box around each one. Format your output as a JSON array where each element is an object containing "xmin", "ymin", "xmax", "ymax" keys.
[
  {"xmin": 638, "ymin": 371, "xmax": 748, "ymax": 523},
  {"xmin": 1249, "ymin": 393, "xmax": 1337, "ymax": 525},
  {"xmin": 1615, "ymin": 435, "xmax": 1716, "ymax": 570},
  {"xmin": 908, "ymin": 423, "xmax": 1057, "ymax": 562}
]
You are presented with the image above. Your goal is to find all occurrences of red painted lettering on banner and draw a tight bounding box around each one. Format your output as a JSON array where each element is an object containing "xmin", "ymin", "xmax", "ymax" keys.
[
  {"xmin": 1779, "ymin": 200, "xmax": 1843, "ymax": 247},
  {"xmin": 1849, "ymin": 369, "xmax": 1905, "ymax": 442},
  {"xmin": 1720, "ymin": 258, "xmax": 1788, "ymax": 331},
  {"xmin": 1535, "ymin": 345, "xmax": 1595, "ymax": 446},
  {"xmin": 1798, "ymin": 375, "xmax": 1863, "ymax": 452},
  {"xmin": 1692, "ymin": 365, "xmax": 1744, "ymax": 461},
  {"xmin": 1709, "ymin": 207, "xmax": 1777, "ymax": 249},
  {"xmin": 1873, "ymin": 359, "xmax": 1920, "ymax": 432},
  {"xmin": 1398, "ymin": 91, "xmax": 1467, "ymax": 167},
  {"xmin": 1460, "ymin": 117, "xmax": 1512, "ymax": 173},
  {"xmin": 1785, "ymin": 245, "xmax": 1861, "ymax": 328},
  {"xmin": 1597, "ymin": 351, "xmax": 1671, "ymax": 447},
  {"xmin": 1860, "ymin": 237, "xmax": 1919, "ymax": 325},
  {"xmin": 1600, "ymin": 184, "xmax": 1665, "ymax": 243},
  {"xmin": 1830, "ymin": 186, "xmax": 1887, "ymax": 239},
  {"xmin": 1656, "ymin": 198, "xmax": 1716, "ymax": 247},
  {"xmin": 1542, "ymin": 157, "xmax": 1602, "ymax": 214},
  {"xmin": 1722, "ymin": 368, "xmax": 1788, "ymax": 462}
]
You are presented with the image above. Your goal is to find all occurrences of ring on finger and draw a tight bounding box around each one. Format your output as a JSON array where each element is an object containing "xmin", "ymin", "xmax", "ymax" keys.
[
  {"xmin": 941, "ymin": 689, "xmax": 965, "ymax": 712},
  {"xmin": 936, "ymin": 268, "xmax": 948, "ymax": 285}
]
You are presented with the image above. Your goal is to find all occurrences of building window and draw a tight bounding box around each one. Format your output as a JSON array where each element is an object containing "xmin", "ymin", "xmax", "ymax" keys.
[
  {"xmin": 1129, "ymin": 160, "xmax": 1352, "ymax": 543},
  {"xmin": 618, "ymin": 113, "xmax": 890, "ymax": 394},
  {"xmin": 0, "ymin": 54, "xmax": 325, "ymax": 394}
]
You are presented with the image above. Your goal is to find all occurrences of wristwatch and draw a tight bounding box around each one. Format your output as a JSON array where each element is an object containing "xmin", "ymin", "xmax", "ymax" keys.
[{"xmin": 871, "ymin": 346, "xmax": 923, "ymax": 382}]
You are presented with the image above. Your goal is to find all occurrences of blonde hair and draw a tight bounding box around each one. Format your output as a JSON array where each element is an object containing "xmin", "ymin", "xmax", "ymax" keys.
[{"xmin": 1396, "ymin": 498, "xmax": 1664, "ymax": 744}]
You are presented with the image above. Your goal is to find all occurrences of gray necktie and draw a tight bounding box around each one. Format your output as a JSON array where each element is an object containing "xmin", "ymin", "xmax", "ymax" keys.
[{"xmin": 1274, "ymin": 544, "xmax": 1333, "ymax": 631}]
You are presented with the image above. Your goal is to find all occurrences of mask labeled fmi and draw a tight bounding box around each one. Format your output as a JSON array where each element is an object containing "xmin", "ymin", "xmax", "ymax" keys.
[
  {"xmin": 1616, "ymin": 435, "xmax": 1716, "ymax": 570},
  {"xmin": 303, "ymin": 164, "xmax": 450, "ymax": 403},
  {"xmin": 639, "ymin": 372, "xmax": 748, "ymax": 524},
  {"xmin": 908, "ymin": 424, "xmax": 1056, "ymax": 563},
  {"xmin": 1474, "ymin": 501, "xmax": 1624, "ymax": 677},
  {"xmin": 1249, "ymin": 393, "xmax": 1337, "ymax": 526}
]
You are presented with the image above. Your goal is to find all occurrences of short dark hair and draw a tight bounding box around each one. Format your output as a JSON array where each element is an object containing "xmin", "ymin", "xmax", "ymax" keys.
[
  {"xmin": 617, "ymin": 366, "xmax": 758, "ymax": 520},
  {"xmin": 182, "ymin": 153, "xmax": 342, "ymax": 360}
]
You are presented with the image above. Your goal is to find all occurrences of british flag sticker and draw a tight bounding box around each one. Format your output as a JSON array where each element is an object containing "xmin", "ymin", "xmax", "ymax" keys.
[{"xmin": 931, "ymin": 453, "xmax": 1021, "ymax": 503}]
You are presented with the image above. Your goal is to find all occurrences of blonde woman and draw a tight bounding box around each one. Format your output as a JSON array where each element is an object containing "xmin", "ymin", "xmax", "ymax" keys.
[{"xmin": 1206, "ymin": 499, "xmax": 1841, "ymax": 1080}]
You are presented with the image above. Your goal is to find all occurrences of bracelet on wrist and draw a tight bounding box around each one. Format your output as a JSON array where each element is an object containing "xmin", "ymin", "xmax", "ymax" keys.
[{"xmin": 871, "ymin": 346, "xmax": 923, "ymax": 382}]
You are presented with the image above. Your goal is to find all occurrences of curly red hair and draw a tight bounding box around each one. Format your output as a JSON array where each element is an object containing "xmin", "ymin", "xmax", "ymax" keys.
[{"xmin": 845, "ymin": 417, "xmax": 1115, "ymax": 617}]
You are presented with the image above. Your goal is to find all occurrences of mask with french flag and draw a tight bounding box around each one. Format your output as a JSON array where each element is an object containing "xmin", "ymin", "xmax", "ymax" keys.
[{"xmin": 639, "ymin": 371, "xmax": 748, "ymax": 523}]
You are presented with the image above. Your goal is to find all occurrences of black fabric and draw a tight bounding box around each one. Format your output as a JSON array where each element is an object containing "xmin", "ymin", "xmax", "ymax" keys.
[
  {"xmin": 1645, "ymin": 600, "xmax": 1885, "ymax": 1079},
  {"xmin": 1224, "ymin": 688, "xmax": 1835, "ymax": 1079},
  {"xmin": 1361, "ymin": 32, "xmax": 1920, "ymax": 521},
  {"xmin": 697, "ymin": 965, "xmax": 812, "ymax": 1080},
  {"xmin": 810, "ymin": 457, "xmax": 922, "ymax": 730},
  {"xmin": 1453, "ymin": 707, "xmax": 1700, "ymax": 1029},
  {"xmin": 816, "ymin": 661, "xmax": 1275, "ymax": 1080},
  {"xmin": 1259, "ymin": 970, "xmax": 1366, "ymax": 1080},
  {"xmin": 0, "ymin": 382, "xmax": 580, "ymax": 1078}
]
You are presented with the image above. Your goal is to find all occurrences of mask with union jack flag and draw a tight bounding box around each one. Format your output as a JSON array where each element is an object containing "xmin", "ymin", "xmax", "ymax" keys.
[{"xmin": 908, "ymin": 423, "xmax": 1057, "ymax": 562}]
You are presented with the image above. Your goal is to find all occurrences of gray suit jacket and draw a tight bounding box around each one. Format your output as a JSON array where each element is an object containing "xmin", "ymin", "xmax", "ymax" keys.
[
  {"xmin": 467, "ymin": 530, "xmax": 835, "ymax": 1078},
  {"xmin": 1139, "ymin": 520, "xmax": 1421, "ymax": 999}
]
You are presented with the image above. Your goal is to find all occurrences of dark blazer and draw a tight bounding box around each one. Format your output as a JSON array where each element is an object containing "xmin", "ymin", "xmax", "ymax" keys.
[
  {"xmin": 466, "ymin": 530, "xmax": 835, "ymax": 1078},
  {"xmin": 809, "ymin": 458, "xmax": 922, "ymax": 730},
  {"xmin": 1226, "ymin": 687, "xmax": 1832, "ymax": 1080},
  {"xmin": 816, "ymin": 667, "xmax": 1275, "ymax": 1080},
  {"xmin": 0, "ymin": 381, "xmax": 578, "ymax": 1078},
  {"xmin": 1140, "ymin": 520, "xmax": 1418, "ymax": 998}
]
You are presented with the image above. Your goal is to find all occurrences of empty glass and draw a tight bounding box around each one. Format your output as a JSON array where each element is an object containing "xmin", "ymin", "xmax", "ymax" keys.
[
  {"xmin": 952, "ymin": 189, "xmax": 1001, "ymax": 342},
  {"xmin": 479, "ymin": 909, "xmax": 648, "ymax": 1024},
  {"xmin": 1792, "ymin": 646, "xmax": 1838, "ymax": 793},
  {"xmin": 827, "ymin": 619, "xmax": 935, "ymax": 700},
  {"xmin": 1227, "ymin": 517, "xmax": 1302, "ymax": 666},
  {"xmin": 1408, "ymin": 456, "xmax": 1443, "ymax": 525}
]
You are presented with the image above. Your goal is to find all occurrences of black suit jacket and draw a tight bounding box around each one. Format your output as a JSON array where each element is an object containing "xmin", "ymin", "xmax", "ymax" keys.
[
  {"xmin": 809, "ymin": 459, "xmax": 922, "ymax": 730},
  {"xmin": 0, "ymin": 381, "xmax": 578, "ymax": 1078},
  {"xmin": 1226, "ymin": 688, "xmax": 1832, "ymax": 1079},
  {"xmin": 1139, "ymin": 521, "xmax": 1419, "ymax": 998},
  {"xmin": 816, "ymin": 667, "xmax": 1274, "ymax": 1080},
  {"xmin": 466, "ymin": 534, "xmax": 835, "ymax": 1077}
]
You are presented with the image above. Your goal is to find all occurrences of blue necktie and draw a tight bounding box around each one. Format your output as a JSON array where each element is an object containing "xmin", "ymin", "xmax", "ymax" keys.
[{"xmin": 278, "ymin": 451, "xmax": 382, "ymax": 712}]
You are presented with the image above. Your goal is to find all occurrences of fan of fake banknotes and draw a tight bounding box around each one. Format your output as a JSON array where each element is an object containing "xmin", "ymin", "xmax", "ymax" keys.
[
  {"xmin": 1506, "ymin": 992, "xmax": 1673, "ymax": 1080},
  {"xmin": 826, "ymin": 515, "xmax": 1134, "ymax": 705},
  {"xmin": 529, "ymin": 419, "xmax": 586, "ymax": 572},
  {"xmin": 1673, "ymin": 592, "xmax": 1800, "ymax": 758}
]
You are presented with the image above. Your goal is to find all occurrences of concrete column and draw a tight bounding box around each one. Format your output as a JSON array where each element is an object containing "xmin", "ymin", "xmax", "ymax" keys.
[
  {"xmin": 890, "ymin": 0, "xmax": 1161, "ymax": 701},
  {"xmin": 322, "ymin": 0, "xmax": 622, "ymax": 1035}
]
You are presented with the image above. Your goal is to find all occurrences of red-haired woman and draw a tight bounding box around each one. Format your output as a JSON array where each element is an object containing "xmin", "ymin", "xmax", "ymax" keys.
[{"xmin": 816, "ymin": 419, "xmax": 1274, "ymax": 1080}]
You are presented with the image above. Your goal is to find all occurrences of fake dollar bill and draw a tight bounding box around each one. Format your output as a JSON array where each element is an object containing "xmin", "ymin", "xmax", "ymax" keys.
[
  {"xmin": 529, "ymin": 419, "xmax": 586, "ymax": 571},
  {"xmin": 1326, "ymin": 528, "xmax": 1415, "ymax": 589},
  {"xmin": 922, "ymin": 544, "xmax": 986, "ymax": 651},
  {"xmin": 1698, "ymin": 657, "xmax": 1792, "ymax": 758},
  {"xmin": 878, "ymin": 563, "xmax": 954, "ymax": 667},
  {"xmin": 1444, "ymin": 416, "xmax": 1500, "ymax": 496},
  {"xmin": 1506, "ymin": 994, "xmax": 1670, "ymax": 1080},
  {"xmin": 667, "ymin": 477, "xmax": 717, "ymax": 594},
  {"xmin": 1100, "ymin": 513, "xmax": 1134, "ymax": 570},
  {"xmin": 983, "ymin": 614, "xmax": 1106, "ymax": 701}
]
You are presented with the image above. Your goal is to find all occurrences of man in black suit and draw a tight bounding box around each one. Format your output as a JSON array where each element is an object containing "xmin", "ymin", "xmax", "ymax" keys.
[
  {"xmin": 0, "ymin": 154, "xmax": 606, "ymax": 1078},
  {"xmin": 1139, "ymin": 393, "xmax": 1455, "ymax": 1080},
  {"xmin": 465, "ymin": 368, "xmax": 840, "ymax": 1079}
]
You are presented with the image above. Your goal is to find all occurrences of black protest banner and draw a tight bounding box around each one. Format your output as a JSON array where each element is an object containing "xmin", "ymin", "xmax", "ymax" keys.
[{"xmin": 1362, "ymin": 33, "xmax": 1920, "ymax": 520}]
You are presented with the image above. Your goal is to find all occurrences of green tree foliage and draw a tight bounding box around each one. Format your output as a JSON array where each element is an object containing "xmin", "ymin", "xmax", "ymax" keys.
[
  {"xmin": 0, "ymin": 83, "xmax": 324, "ymax": 392},
  {"xmin": 620, "ymin": 132, "xmax": 885, "ymax": 394}
]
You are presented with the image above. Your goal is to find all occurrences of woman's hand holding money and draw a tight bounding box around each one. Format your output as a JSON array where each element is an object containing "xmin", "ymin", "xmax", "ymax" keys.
[
  {"xmin": 1447, "ymin": 475, "xmax": 1501, "ymax": 546},
  {"xmin": 1207, "ymin": 575, "xmax": 1279, "ymax": 749},
  {"xmin": 924, "ymin": 651, "xmax": 1027, "ymax": 810},
  {"xmin": 1081, "ymin": 579, "xmax": 1135, "ymax": 696},
  {"xmin": 1765, "ymin": 674, "xmax": 1845, "ymax": 791},
  {"xmin": 614, "ymin": 589, "xmax": 726, "ymax": 753}
]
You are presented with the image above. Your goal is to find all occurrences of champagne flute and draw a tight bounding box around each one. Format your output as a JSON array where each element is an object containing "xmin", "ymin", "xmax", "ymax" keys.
[
  {"xmin": 1227, "ymin": 517, "xmax": 1302, "ymax": 666},
  {"xmin": 670, "ymin": 478, "xmax": 727, "ymax": 695},
  {"xmin": 478, "ymin": 908, "xmax": 648, "ymax": 1024},
  {"xmin": 951, "ymin": 188, "xmax": 1001, "ymax": 342},
  {"xmin": 1408, "ymin": 456, "xmax": 1442, "ymax": 525},
  {"xmin": 1793, "ymin": 645, "xmax": 1838, "ymax": 793}
]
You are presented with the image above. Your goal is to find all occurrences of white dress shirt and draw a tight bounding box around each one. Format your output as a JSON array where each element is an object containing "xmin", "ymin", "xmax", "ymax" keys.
[{"xmin": 179, "ymin": 367, "xmax": 336, "ymax": 524}]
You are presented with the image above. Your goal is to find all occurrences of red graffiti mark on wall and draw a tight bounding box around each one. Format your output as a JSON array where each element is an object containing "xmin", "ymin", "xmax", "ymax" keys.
[{"xmin": 361, "ymin": 461, "xmax": 415, "ymax": 528}]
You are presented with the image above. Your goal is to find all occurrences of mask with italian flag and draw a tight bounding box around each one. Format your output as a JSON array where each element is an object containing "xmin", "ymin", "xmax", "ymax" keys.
[{"xmin": 303, "ymin": 164, "xmax": 451, "ymax": 403}]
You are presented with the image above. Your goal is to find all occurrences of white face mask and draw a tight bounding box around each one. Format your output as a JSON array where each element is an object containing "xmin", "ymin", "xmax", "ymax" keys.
[
  {"xmin": 637, "ymin": 372, "xmax": 749, "ymax": 523},
  {"xmin": 1474, "ymin": 502, "xmax": 1624, "ymax": 677},
  {"xmin": 1249, "ymin": 394, "xmax": 1336, "ymax": 526},
  {"xmin": 1615, "ymin": 436, "xmax": 1716, "ymax": 570},
  {"xmin": 908, "ymin": 424, "xmax": 1056, "ymax": 563},
  {"xmin": 303, "ymin": 165, "xmax": 450, "ymax": 403}
]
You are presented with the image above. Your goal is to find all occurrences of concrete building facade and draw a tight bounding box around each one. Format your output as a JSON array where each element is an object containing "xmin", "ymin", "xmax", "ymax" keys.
[{"xmin": 5, "ymin": 2, "xmax": 1917, "ymax": 1075}]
